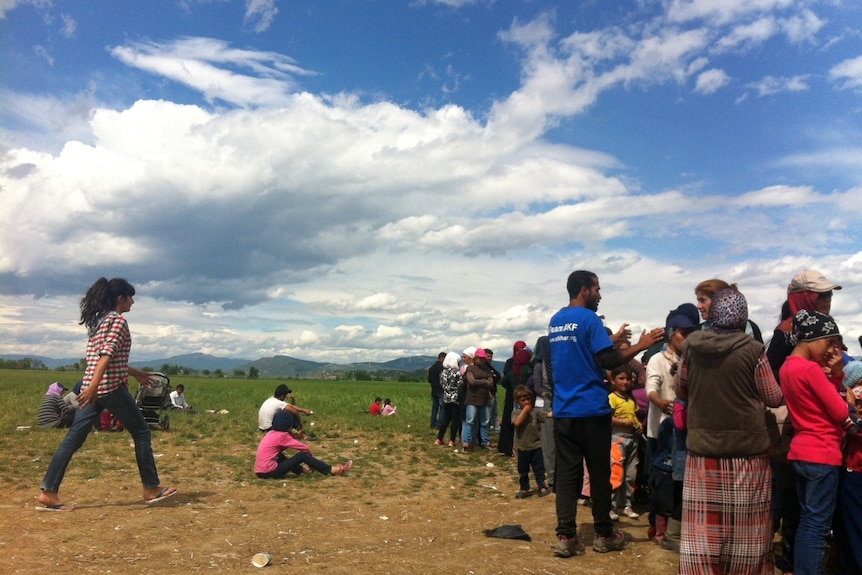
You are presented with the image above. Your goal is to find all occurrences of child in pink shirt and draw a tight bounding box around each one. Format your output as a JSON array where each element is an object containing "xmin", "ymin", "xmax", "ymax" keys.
[{"xmin": 255, "ymin": 411, "xmax": 351, "ymax": 478}]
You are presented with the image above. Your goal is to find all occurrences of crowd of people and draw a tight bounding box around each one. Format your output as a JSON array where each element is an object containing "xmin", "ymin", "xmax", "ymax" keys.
[
  {"xmin": 426, "ymin": 268, "xmax": 860, "ymax": 574},
  {"xmin": 34, "ymin": 270, "xmax": 862, "ymax": 574}
]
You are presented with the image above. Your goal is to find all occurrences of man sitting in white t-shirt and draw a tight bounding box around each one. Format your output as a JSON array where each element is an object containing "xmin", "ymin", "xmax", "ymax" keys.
[
  {"xmin": 169, "ymin": 384, "xmax": 194, "ymax": 411},
  {"xmin": 258, "ymin": 384, "xmax": 313, "ymax": 433}
]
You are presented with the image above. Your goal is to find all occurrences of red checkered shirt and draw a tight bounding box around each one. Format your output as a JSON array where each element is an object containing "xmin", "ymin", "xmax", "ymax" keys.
[{"xmin": 81, "ymin": 311, "xmax": 131, "ymax": 396}]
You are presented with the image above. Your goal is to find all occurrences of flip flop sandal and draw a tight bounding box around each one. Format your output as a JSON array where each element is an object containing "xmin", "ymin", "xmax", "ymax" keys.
[
  {"xmin": 145, "ymin": 487, "xmax": 178, "ymax": 504},
  {"xmin": 36, "ymin": 503, "xmax": 74, "ymax": 512}
]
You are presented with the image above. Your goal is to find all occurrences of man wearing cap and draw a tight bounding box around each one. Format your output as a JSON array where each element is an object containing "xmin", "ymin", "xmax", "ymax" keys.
[
  {"xmin": 258, "ymin": 384, "xmax": 313, "ymax": 433},
  {"xmin": 768, "ymin": 269, "xmax": 842, "ymax": 381},
  {"xmin": 548, "ymin": 270, "xmax": 664, "ymax": 557}
]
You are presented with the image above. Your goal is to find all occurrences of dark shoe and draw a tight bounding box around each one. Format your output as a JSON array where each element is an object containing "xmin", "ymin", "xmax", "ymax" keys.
[
  {"xmin": 515, "ymin": 490, "xmax": 530, "ymax": 499},
  {"xmin": 538, "ymin": 486, "xmax": 551, "ymax": 497},
  {"xmin": 660, "ymin": 536, "xmax": 680, "ymax": 553},
  {"xmin": 592, "ymin": 530, "xmax": 627, "ymax": 553},
  {"xmin": 552, "ymin": 535, "xmax": 585, "ymax": 558}
]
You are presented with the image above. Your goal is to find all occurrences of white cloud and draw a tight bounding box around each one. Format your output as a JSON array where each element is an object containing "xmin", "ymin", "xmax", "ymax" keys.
[
  {"xmin": 715, "ymin": 17, "xmax": 777, "ymax": 51},
  {"xmin": 694, "ymin": 68, "xmax": 729, "ymax": 93},
  {"xmin": 244, "ymin": 0, "xmax": 277, "ymax": 33},
  {"xmin": 0, "ymin": 0, "xmax": 51, "ymax": 19},
  {"xmin": 830, "ymin": 55, "xmax": 862, "ymax": 91},
  {"xmin": 110, "ymin": 37, "xmax": 315, "ymax": 107},
  {"xmin": 748, "ymin": 75, "xmax": 809, "ymax": 96},
  {"xmin": 2, "ymin": 7, "xmax": 862, "ymax": 363},
  {"xmin": 667, "ymin": 0, "xmax": 795, "ymax": 26},
  {"xmin": 60, "ymin": 12, "xmax": 76, "ymax": 38}
]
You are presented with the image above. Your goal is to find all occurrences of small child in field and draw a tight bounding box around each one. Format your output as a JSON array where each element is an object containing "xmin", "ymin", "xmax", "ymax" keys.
[
  {"xmin": 835, "ymin": 361, "xmax": 862, "ymax": 573},
  {"xmin": 512, "ymin": 384, "xmax": 551, "ymax": 499},
  {"xmin": 382, "ymin": 398, "xmax": 397, "ymax": 416},
  {"xmin": 369, "ymin": 397, "xmax": 382, "ymax": 416},
  {"xmin": 608, "ymin": 365, "xmax": 643, "ymax": 520}
]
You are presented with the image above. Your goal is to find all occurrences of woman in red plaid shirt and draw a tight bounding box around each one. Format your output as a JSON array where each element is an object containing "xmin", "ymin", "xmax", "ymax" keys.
[{"xmin": 37, "ymin": 278, "xmax": 177, "ymax": 511}]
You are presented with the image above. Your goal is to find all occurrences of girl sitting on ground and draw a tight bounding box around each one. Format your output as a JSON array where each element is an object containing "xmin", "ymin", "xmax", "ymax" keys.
[
  {"xmin": 382, "ymin": 398, "xmax": 397, "ymax": 416},
  {"xmin": 255, "ymin": 411, "xmax": 352, "ymax": 479}
]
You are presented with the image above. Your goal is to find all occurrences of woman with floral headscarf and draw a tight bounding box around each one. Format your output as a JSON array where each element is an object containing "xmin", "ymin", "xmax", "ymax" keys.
[{"xmin": 676, "ymin": 288, "xmax": 784, "ymax": 575}]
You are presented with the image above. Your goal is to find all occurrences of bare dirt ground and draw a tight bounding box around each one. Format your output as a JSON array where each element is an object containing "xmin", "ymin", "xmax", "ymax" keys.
[{"xmin": 4, "ymin": 430, "xmax": 687, "ymax": 575}]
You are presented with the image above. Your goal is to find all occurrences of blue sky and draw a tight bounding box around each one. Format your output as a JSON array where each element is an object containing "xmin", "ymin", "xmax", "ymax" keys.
[{"xmin": 2, "ymin": 0, "xmax": 861, "ymax": 363}]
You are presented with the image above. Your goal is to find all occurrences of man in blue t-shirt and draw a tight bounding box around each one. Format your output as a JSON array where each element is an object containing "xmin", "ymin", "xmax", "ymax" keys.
[{"xmin": 549, "ymin": 270, "xmax": 663, "ymax": 557}]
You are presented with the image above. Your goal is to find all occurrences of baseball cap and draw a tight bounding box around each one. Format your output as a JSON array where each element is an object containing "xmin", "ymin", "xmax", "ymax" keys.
[{"xmin": 788, "ymin": 270, "xmax": 842, "ymax": 294}]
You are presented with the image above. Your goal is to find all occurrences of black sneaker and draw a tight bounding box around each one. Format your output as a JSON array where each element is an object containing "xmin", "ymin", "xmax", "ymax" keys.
[{"xmin": 552, "ymin": 535, "xmax": 586, "ymax": 558}]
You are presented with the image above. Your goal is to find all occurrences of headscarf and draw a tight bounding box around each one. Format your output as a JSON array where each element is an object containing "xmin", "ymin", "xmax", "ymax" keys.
[
  {"xmin": 46, "ymin": 382, "xmax": 67, "ymax": 397},
  {"xmin": 776, "ymin": 289, "xmax": 820, "ymax": 334},
  {"xmin": 512, "ymin": 340, "xmax": 527, "ymax": 355},
  {"xmin": 789, "ymin": 309, "xmax": 840, "ymax": 346},
  {"xmin": 512, "ymin": 348, "xmax": 533, "ymax": 379},
  {"xmin": 706, "ymin": 289, "xmax": 748, "ymax": 334},
  {"xmin": 442, "ymin": 351, "xmax": 461, "ymax": 370}
]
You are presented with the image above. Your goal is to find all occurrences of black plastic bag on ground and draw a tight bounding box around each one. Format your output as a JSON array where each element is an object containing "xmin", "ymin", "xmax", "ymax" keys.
[{"xmin": 482, "ymin": 524, "xmax": 531, "ymax": 541}]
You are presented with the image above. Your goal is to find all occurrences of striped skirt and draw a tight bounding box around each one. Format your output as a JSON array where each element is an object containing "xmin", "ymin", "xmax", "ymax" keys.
[{"xmin": 679, "ymin": 454, "xmax": 773, "ymax": 575}]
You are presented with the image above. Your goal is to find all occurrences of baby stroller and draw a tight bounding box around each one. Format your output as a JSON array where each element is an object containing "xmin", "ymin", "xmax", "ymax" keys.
[{"xmin": 135, "ymin": 372, "xmax": 172, "ymax": 431}]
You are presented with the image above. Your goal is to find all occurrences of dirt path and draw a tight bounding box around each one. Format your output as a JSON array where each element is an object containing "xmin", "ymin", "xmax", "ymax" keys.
[{"xmin": 3, "ymin": 433, "xmax": 688, "ymax": 574}]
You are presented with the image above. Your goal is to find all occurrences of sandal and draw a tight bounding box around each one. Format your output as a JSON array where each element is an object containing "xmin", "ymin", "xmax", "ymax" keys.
[
  {"xmin": 538, "ymin": 487, "xmax": 551, "ymax": 498},
  {"xmin": 515, "ymin": 490, "xmax": 530, "ymax": 499}
]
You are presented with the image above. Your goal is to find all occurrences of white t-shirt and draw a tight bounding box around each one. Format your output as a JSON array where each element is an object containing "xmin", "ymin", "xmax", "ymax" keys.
[
  {"xmin": 170, "ymin": 390, "xmax": 188, "ymax": 409},
  {"xmin": 258, "ymin": 397, "xmax": 287, "ymax": 430}
]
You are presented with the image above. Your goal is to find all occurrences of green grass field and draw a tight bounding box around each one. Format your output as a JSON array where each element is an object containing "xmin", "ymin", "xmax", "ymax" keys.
[{"xmin": 1, "ymin": 370, "xmax": 500, "ymax": 494}]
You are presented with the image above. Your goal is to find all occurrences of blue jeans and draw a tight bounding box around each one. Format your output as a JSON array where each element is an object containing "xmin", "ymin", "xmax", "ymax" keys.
[
  {"xmin": 431, "ymin": 393, "xmax": 444, "ymax": 428},
  {"xmin": 462, "ymin": 404, "xmax": 490, "ymax": 447},
  {"xmin": 517, "ymin": 447, "xmax": 547, "ymax": 491},
  {"xmin": 256, "ymin": 451, "xmax": 332, "ymax": 478},
  {"xmin": 41, "ymin": 385, "xmax": 160, "ymax": 492},
  {"xmin": 792, "ymin": 461, "xmax": 839, "ymax": 575}
]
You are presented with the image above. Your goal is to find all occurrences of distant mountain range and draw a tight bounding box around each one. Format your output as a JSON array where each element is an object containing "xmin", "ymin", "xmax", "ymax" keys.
[{"xmin": 0, "ymin": 352, "xmax": 455, "ymax": 378}]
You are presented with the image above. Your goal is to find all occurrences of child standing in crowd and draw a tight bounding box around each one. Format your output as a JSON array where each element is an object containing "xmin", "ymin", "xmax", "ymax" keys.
[
  {"xmin": 835, "ymin": 361, "xmax": 862, "ymax": 573},
  {"xmin": 608, "ymin": 365, "xmax": 642, "ymax": 520},
  {"xmin": 780, "ymin": 310, "xmax": 856, "ymax": 575},
  {"xmin": 645, "ymin": 311, "xmax": 695, "ymax": 542},
  {"xmin": 511, "ymin": 384, "xmax": 551, "ymax": 498}
]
